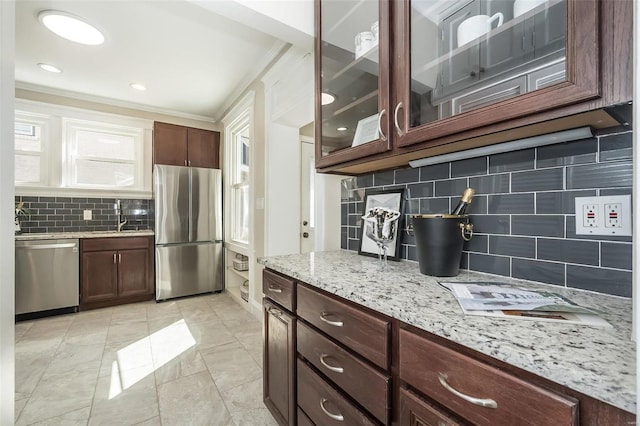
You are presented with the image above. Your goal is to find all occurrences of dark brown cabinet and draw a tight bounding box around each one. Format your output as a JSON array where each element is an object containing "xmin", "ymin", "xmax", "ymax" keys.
[
  {"xmin": 263, "ymin": 271, "xmax": 297, "ymax": 426},
  {"xmin": 262, "ymin": 268, "xmax": 635, "ymax": 426},
  {"xmin": 153, "ymin": 121, "xmax": 220, "ymax": 168},
  {"xmin": 80, "ymin": 236, "xmax": 154, "ymax": 310},
  {"xmin": 314, "ymin": 0, "xmax": 632, "ymax": 174}
]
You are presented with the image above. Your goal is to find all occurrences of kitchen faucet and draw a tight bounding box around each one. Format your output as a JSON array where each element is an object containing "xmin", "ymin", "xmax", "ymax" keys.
[{"xmin": 115, "ymin": 199, "xmax": 127, "ymax": 232}]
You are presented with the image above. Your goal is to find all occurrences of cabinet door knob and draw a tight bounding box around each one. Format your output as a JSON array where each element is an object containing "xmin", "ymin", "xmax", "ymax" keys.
[
  {"xmin": 319, "ymin": 311, "xmax": 344, "ymax": 327},
  {"xmin": 113, "ymin": 253, "xmax": 116, "ymax": 264},
  {"xmin": 377, "ymin": 109, "xmax": 387, "ymax": 142},
  {"xmin": 394, "ymin": 102, "xmax": 404, "ymax": 136},
  {"xmin": 267, "ymin": 285, "xmax": 282, "ymax": 293},
  {"xmin": 319, "ymin": 354, "xmax": 344, "ymax": 373},
  {"xmin": 319, "ymin": 398, "xmax": 344, "ymax": 422},
  {"xmin": 268, "ymin": 307, "xmax": 283, "ymax": 317},
  {"xmin": 438, "ymin": 373, "xmax": 497, "ymax": 408},
  {"xmin": 118, "ymin": 253, "xmax": 122, "ymax": 263}
]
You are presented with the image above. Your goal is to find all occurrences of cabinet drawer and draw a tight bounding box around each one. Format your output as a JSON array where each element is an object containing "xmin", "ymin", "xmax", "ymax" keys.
[
  {"xmin": 263, "ymin": 269, "xmax": 295, "ymax": 311},
  {"xmin": 297, "ymin": 285, "xmax": 390, "ymax": 369},
  {"xmin": 297, "ymin": 322, "xmax": 390, "ymax": 423},
  {"xmin": 400, "ymin": 387, "xmax": 464, "ymax": 426},
  {"xmin": 82, "ymin": 237, "xmax": 150, "ymax": 252},
  {"xmin": 297, "ymin": 359, "xmax": 377, "ymax": 426},
  {"xmin": 297, "ymin": 408, "xmax": 314, "ymax": 426},
  {"xmin": 399, "ymin": 329, "xmax": 578, "ymax": 426}
]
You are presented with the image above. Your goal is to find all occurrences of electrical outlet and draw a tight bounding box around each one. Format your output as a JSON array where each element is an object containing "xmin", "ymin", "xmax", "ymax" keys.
[
  {"xmin": 83, "ymin": 210, "xmax": 92, "ymax": 220},
  {"xmin": 575, "ymin": 195, "xmax": 631, "ymax": 236},
  {"xmin": 604, "ymin": 203, "xmax": 622, "ymax": 228},
  {"xmin": 583, "ymin": 204, "xmax": 598, "ymax": 227}
]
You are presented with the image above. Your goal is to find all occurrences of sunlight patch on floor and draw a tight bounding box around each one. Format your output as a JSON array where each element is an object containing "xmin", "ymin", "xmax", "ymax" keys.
[{"xmin": 109, "ymin": 319, "xmax": 196, "ymax": 399}]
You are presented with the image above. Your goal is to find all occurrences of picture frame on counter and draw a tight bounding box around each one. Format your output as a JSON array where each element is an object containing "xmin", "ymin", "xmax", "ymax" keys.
[{"xmin": 358, "ymin": 188, "xmax": 405, "ymax": 261}]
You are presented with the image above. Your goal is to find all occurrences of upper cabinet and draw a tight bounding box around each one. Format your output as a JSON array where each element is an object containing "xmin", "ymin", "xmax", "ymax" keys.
[
  {"xmin": 153, "ymin": 121, "xmax": 220, "ymax": 169},
  {"xmin": 314, "ymin": 0, "xmax": 632, "ymax": 174},
  {"xmin": 314, "ymin": 0, "xmax": 392, "ymax": 169}
]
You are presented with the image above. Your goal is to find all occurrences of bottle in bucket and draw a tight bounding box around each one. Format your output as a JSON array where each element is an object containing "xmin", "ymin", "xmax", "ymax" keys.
[{"xmin": 451, "ymin": 188, "xmax": 475, "ymax": 215}]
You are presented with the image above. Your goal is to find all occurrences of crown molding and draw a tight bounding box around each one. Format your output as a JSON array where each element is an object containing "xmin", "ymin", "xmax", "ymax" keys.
[{"xmin": 15, "ymin": 82, "xmax": 217, "ymax": 124}]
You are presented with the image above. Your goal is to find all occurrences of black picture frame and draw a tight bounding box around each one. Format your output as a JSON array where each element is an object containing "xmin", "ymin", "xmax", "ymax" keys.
[{"xmin": 358, "ymin": 189, "xmax": 405, "ymax": 261}]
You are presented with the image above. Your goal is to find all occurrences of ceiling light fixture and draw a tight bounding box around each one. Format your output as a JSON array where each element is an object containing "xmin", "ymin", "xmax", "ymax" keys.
[
  {"xmin": 321, "ymin": 92, "xmax": 336, "ymax": 105},
  {"xmin": 130, "ymin": 83, "xmax": 147, "ymax": 91},
  {"xmin": 38, "ymin": 10, "xmax": 105, "ymax": 46},
  {"xmin": 37, "ymin": 63, "xmax": 62, "ymax": 73},
  {"xmin": 408, "ymin": 127, "xmax": 594, "ymax": 168}
]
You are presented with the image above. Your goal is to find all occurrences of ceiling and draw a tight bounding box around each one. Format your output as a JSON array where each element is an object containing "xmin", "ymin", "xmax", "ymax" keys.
[{"xmin": 15, "ymin": 0, "xmax": 288, "ymax": 122}]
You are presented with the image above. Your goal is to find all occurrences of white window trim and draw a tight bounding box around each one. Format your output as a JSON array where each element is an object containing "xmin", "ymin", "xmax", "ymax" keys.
[
  {"xmin": 14, "ymin": 110, "xmax": 51, "ymax": 187},
  {"xmin": 14, "ymin": 99, "xmax": 153, "ymax": 199},
  {"xmin": 222, "ymin": 91, "xmax": 255, "ymax": 252}
]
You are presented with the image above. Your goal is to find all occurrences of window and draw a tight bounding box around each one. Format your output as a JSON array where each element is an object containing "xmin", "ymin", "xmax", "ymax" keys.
[
  {"xmin": 14, "ymin": 100, "xmax": 152, "ymax": 197},
  {"xmin": 14, "ymin": 112, "xmax": 49, "ymax": 185},
  {"xmin": 231, "ymin": 132, "xmax": 250, "ymax": 244},
  {"xmin": 63, "ymin": 119, "xmax": 143, "ymax": 189}
]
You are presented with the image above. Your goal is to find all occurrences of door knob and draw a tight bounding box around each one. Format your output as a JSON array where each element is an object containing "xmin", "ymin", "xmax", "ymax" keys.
[
  {"xmin": 303, "ymin": 232, "xmax": 309, "ymax": 238},
  {"xmin": 303, "ymin": 220, "xmax": 308, "ymax": 226}
]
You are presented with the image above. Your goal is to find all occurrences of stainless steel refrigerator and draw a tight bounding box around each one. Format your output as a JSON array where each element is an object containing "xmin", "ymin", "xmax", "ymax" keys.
[{"xmin": 154, "ymin": 165, "xmax": 223, "ymax": 301}]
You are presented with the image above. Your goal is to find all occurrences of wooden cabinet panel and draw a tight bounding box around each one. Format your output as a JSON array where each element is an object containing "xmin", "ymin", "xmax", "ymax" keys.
[
  {"xmin": 263, "ymin": 299, "xmax": 296, "ymax": 426},
  {"xmin": 81, "ymin": 251, "xmax": 118, "ymax": 304},
  {"xmin": 187, "ymin": 128, "xmax": 219, "ymax": 168},
  {"xmin": 118, "ymin": 248, "xmax": 150, "ymax": 298},
  {"xmin": 297, "ymin": 321, "xmax": 390, "ymax": 423},
  {"xmin": 400, "ymin": 388, "xmax": 465, "ymax": 426},
  {"xmin": 80, "ymin": 236, "xmax": 154, "ymax": 310},
  {"xmin": 154, "ymin": 121, "xmax": 187, "ymax": 166},
  {"xmin": 263, "ymin": 269, "xmax": 296, "ymax": 312},
  {"xmin": 399, "ymin": 328, "xmax": 578, "ymax": 426},
  {"xmin": 297, "ymin": 359, "xmax": 376, "ymax": 426},
  {"xmin": 297, "ymin": 284, "xmax": 390, "ymax": 369},
  {"xmin": 297, "ymin": 408, "xmax": 314, "ymax": 426},
  {"xmin": 154, "ymin": 122, "xmax": 220, "ymax": 168}
]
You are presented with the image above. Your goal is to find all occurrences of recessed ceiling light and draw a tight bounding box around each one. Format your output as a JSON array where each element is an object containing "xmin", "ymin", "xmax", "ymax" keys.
[
  {"xmin": 337, "ymin": 127, "xmax": 347, "ymax": 131},
  {"xmin": 38, "ymin": 10, "xmax": 105, "ymax": 46},
  {"xmin": 37, "ymin": 63, "xmax": 62, "ymax": 73},
  {"xmin": 130, "ymin": 83, "xmax": 147, "ymax": 91},
  {"xmin": 321, "ymin": 92, "xmax": 336, "ymax": 105}
]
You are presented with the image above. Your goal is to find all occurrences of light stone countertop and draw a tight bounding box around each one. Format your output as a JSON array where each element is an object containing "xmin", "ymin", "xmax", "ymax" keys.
[
  {"xmin": 15, "ymin": 230, "xmax": 154, "ymax": 240},
  {"xmin": 258, "ymin": 250, "xmax": 635, "ymax": 414}
]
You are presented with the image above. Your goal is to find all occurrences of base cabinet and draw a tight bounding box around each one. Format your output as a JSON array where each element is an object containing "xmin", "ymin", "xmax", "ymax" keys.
[
  {"xmin": 80, "ymin": 236, "xmax": 154, "ymax": 310},
  {"xmin": 262, "ymin": 268, "xmax": 634, "ymax": 426}
]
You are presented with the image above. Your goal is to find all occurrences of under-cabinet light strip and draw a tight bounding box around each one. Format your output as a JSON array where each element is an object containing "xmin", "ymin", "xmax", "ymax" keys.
[{"xmin": 408, "ymin": 126, "xmax": 594, "ymax": 168}]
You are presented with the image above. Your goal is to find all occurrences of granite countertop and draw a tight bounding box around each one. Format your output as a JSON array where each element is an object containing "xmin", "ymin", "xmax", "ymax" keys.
[
  {"xmin": 15, "ymin": 230, "xmax": 154, "ymax": 241},
  {"xmin": 258, "ymin": 250, "xmax": 635, "ymax": 414}
]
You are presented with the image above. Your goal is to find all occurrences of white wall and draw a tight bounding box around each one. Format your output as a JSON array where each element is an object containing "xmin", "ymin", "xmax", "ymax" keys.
[
  {"xmin": 314, "ymin": 173, "xmax": 344, "ymax": 252},
  {"xmin": 0, "ymin": 1, "xmax": 15, "ymax": 423},
  {"xmin": 265, "ymin": 123, "xmax": 301, "ymax": 256}
]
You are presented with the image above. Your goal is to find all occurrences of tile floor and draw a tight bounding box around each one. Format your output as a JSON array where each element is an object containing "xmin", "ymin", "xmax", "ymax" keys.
[{"xmin": 14, "ymin": 292, "xmax": 277, "ymax": 426}]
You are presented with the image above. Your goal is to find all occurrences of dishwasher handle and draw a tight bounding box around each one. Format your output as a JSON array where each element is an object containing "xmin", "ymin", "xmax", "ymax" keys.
[{"xmin": 16, "ymin": 243, "xmax": 78, "ymax": 250}]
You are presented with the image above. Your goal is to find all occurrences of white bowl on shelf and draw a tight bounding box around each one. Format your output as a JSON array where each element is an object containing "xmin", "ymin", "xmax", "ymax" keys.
[{"xmin": 513, "ymin": 0, "xmax": 547, "ymax": 18}]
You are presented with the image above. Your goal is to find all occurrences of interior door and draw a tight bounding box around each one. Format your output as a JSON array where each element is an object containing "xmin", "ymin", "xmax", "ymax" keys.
[{"xmin": 300, "ymin": 140, "xmax": 315, "ymax": 253}]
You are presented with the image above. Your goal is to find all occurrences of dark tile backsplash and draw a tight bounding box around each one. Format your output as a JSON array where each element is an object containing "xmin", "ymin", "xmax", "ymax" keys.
[
  {"xmin": 341, "ymin": 129, "xmax": 633, "ymax": 297},
  {"xmin": 15, "ymin": 196, "xmax": 153, "ymax": 233}
]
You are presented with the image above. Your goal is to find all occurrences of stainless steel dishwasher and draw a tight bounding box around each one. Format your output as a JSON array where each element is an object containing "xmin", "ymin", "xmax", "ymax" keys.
[{"xmin": 15, "ymin": 239, "xmax": 80, "ymax": 317}]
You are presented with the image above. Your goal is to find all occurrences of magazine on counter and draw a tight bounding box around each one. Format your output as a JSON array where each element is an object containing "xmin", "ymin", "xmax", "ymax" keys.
[{"xmin": 439, "ymin": 281, "xmax": 612, "ymax": 328}]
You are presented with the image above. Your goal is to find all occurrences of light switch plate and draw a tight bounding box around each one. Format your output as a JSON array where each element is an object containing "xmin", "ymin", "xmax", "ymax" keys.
[
  {"xmin": 83, "ymin": 210, "xmax": 92, "ymax": 220},
  {"xmin": 575, "ymin": 195, "xmax": 632, "ymax": 236}
]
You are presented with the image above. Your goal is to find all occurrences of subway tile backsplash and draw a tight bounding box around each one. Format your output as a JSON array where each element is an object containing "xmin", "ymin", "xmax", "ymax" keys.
[
  {"xmin": 15, "ymin": 197, "xmax": 154, "ymax": 234},
  {"xmin": 341, "ymin": 129, "xmax": 633, "ymax": 297}
]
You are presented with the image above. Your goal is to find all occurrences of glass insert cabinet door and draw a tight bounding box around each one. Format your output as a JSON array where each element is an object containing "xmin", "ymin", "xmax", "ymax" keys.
[
  {"xmin": 409, "ymin": 0, "xmax": 566, "ymax": 128},
  {"xmin": 316, "ymin": 0, "xmax": 390, "ymax": 167}
]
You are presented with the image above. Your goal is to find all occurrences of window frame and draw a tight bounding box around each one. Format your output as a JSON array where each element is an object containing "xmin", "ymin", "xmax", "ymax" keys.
[
  {"xmin": 14, "ymin": 99, "xmax": 153, "ymax": 199},
  {"xmin": 14, "ymin": 111, "xmax": 51, "ymax": 187}
]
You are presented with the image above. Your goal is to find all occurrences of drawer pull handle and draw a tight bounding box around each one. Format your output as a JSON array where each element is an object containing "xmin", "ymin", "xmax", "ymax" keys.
[
  {"xmin": 268, "ymin": 307, "xmax": 283, "ymax": 318},
  {"xmin": 320, "ymin": 354, "xmax": 344, "ymax": 373},
  {"xmin": 438, "ymin": 373, "xmax": 497, "ymax": 409},
  {"xmin": 267, "ymin": 285, "xmax": 282, "ymax": 293},
  {"xmin": 319, "ymin": 312, "xmax": 344, "ymax": 327},
  {"xmin": 320, "ymin": 398, "xmax": 344, "ymax": 421}
]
